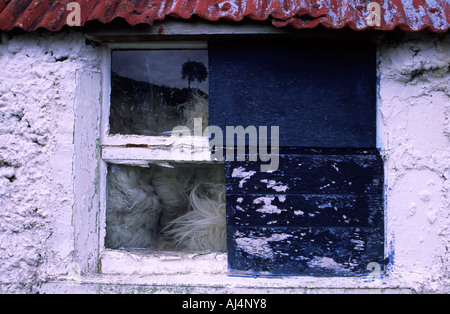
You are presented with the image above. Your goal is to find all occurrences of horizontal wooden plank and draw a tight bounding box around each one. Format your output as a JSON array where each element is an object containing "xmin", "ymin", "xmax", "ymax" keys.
[
  {"xmin": 100, "ymin": 250, "xmax": 227, "ymax": 275},
  {"xmin": 101, "ymin": 134, "xmax": 213, "ymax": 163},
  {"xmin": 227, "ymin": 194, "xmax": 383, "ymax": 228},
  {"xmin": 225, "ymin": 150, "xmax": 384, "ymax": 195},
  {"xmin": 227, "ymin": 226, "xmax": 385, "ymax": 276},
  {"xmin": 209, "ymin": 40, "xmax": 376, "ymax": 148}
]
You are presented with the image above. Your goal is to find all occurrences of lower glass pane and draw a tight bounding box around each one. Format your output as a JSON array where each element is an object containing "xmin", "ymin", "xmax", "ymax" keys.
[{"xmin": 106, "ymin": 163, "xmax": 226, "ymax": 252}]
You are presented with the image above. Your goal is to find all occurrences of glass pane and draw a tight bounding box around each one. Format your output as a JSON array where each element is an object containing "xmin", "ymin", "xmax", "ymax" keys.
[
  {"xmin": 110, "ymin": 49, "xmax": 209, "ymax": 136},
  {"xmin": 105, "ymin": 163, "xmax": 226, "ymax": 252}
]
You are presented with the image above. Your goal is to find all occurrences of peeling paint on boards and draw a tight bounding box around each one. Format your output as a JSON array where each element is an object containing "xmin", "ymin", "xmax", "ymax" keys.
[
  {"xmin": 253, "ymin": 196, "xmax": 287, "ymax": 215},
  {"xmin": 225, "ymin": 148, "xmax": 385, "ymax": 276},
  {"xmin": 308, "ymin": 257, "xmax": 349, "ymax": 273},
  {"xmin": 235, "ymin": 232, "xmax": 293, "ymax": 259},
  {"xmin": 260, "ymin": 179, "xmax": 289, "ymax": 193}
]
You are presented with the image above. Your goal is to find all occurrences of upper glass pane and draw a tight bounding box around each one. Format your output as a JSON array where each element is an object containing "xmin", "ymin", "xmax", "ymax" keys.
[{"xmin": 110, "ymin": 49, "xmax": 209, "ymax": 136}]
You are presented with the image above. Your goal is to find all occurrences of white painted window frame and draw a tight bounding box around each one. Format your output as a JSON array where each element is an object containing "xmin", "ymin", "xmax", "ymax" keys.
[{"xmin": 98, "ymin": 41, "xmax": 228, "ymax": 276}]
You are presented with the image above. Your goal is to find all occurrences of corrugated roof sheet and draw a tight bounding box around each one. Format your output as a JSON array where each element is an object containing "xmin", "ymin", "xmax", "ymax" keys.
[{"xmin": 0, "ymin": 0, "xmax": 448, "ymax": 33}]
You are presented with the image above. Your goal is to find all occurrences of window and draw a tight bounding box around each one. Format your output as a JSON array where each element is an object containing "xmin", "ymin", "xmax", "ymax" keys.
[
  {"xmin": 99, "ymin": 40, "xmax": 384, "ymax": 277},
  {"xmin": 102, "ymin": 43, "xmax": 227, "ymax": 255}
]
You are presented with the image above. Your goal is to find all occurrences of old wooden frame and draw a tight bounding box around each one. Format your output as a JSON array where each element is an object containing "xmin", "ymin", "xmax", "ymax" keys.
[{"xmin": 97, "ymin": 41, "xmax": 228, "ymax": 275}]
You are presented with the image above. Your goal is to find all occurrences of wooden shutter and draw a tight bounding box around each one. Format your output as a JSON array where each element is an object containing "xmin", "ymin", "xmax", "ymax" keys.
[
  {"xmin": 209, "ymin": 40, "xmax": 384, "ymax": 276},
  {"xmin": 209, "ymin": 40, "xmax": 377, "ymax": 148}
]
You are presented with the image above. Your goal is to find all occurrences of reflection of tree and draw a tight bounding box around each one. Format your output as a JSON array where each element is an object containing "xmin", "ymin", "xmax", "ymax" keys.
[{"xmin": 181, "ymin": 60, "xmax": 208, "ymax": 89}]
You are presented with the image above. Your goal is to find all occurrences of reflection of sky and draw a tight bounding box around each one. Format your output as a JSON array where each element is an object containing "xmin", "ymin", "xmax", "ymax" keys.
[{"xmin": 112, "ymin": 50, "xmax": 209, "ymax": 93}]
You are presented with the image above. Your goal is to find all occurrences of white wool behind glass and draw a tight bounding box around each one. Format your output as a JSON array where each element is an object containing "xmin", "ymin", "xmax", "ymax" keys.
[{"xmin": 106, "ymin": 93, "xmax": 227, "ymax": 252}]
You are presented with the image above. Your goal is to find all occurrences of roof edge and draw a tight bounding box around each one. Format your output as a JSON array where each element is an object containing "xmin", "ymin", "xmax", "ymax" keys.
[{"xmin": 0, "ymin": 0, "xmax": 448, "ymax": 34}]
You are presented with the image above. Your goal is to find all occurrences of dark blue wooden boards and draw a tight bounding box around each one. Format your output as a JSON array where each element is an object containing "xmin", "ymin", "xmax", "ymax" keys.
[
  {"xmin": 209, "ymin": 40, "xmax": 377, "ymax": 148},
  {"xmin": 208, "ymin": 40, "xmax": 383, "ymax": 276},
  {"xmin": 224, "ymin": 149, "xmax": 384, "ymax": 276}
]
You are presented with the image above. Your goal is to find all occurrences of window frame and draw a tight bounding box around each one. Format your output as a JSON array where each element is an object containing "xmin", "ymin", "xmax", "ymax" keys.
[
  {"xmin": 97, "ymin": 41, "xmax": 228, "ymax": 276},
  {"xmin": 101, "ymin": 41, "xmax": 212, "ymax": 165},
  {"xmin": 85, "ymin": 37, "xmax": 385, "ymax": 278}
]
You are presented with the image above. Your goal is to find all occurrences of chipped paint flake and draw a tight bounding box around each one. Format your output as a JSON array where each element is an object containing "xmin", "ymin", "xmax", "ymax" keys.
[
  {"xmin": 308, "ymin": 256, "xmax": 348, "ymax": 273},
  {"xmin": 253, "ymin": 196, "xmax": 286, "ymax": 214},
  {"xmin": 351, "ymin": 239, "xmax": 365, "ymax": 251},
  {"xmin": 232, "ymin": 167, "xmax": 256, "ymax": 188},
  {"xmin": 235, "ymin": 232, "xmax": 293, "ymax": 259},
  {"xmin": 260, "ymin": 179, "xmax": 289, "ymax": 192}
]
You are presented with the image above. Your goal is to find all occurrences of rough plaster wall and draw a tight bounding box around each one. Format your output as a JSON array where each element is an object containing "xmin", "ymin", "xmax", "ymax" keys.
[
  {"xmin": 378, "ymin": 33, "xmax": 450, "ymax": 293},
  {"xmin": 0, "ymin": 31, "xmax": 101, "ymax": 293}
]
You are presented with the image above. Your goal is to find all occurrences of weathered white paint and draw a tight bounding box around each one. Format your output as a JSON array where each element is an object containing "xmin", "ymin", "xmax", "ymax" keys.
[
  {"xmin": 235, "ymin": 232, "xmax": 293, "ymax": 259},
  {"xmin": 100, "ymin": 250, "xmax": 227, "ymax": 275},
  {"xmin": 377, "ymin": 33, "xmax": 450, "ymax": 292},
  {"xmin": 260, "ymin": 179, "xmax": 290, "ymax": 192},
  {"xmin": 253, "ymin": 196, "xmax": 287, "ymax": 214},
  {"xmin": 73, "ymin": 70, "xmax": 102, "ymax": 274},
  {"xmin": 39, "ymin": 273, "xmax": 414, "ymax": 294},
  {"xmin": 308, "ymin": 257, "xmax": 349, "ymax": 273},
  {"xmin": 101, "ymin": 134, "xmax": 211, "ymax": 165},
  {"xmin": 0, "ymin": 27, "xmax": 449, "ymax": 293},
  {"xmin": 231, "ymin": 167, "xmax": 257, "ymax": 188}
]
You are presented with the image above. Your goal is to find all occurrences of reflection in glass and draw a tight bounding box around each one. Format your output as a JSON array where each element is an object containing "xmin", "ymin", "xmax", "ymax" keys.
[{"xmin": 110, "ymin": 50, "xmax": 209, "ymax": 136}]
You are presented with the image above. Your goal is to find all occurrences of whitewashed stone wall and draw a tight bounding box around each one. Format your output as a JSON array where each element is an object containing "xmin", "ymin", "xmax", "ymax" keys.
[
  {"xmin": 0, "ymin": 31, "xmax": 101, "ymax": 293},
  {"xmin": 378, "ymin": 33, "xmax": 450, "ymax": 292},
  {"xmin": 0, "ymin": 29, "xmax": 448, "ymax": 293}
]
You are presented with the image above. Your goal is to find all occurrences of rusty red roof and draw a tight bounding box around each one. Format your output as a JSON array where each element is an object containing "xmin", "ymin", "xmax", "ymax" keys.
[{"xmin": 0, "ymin": 0, "xmax": 448, "ymax": 33}]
